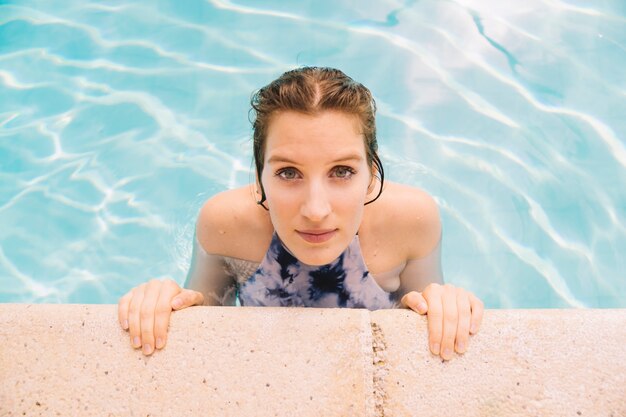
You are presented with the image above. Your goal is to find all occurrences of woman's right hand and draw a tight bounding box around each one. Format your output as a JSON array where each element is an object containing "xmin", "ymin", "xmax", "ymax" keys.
[{"xmin": 117, "ymin": 278, "xmax": 205, "ymax": 356}]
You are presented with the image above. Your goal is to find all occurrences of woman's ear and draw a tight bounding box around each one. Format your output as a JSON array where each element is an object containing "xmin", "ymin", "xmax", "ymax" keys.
[
  {"xmin": 367, "ymin": 163, "xmax": 377, "ymax": 195},
  {"xmin": 254, "ymin": 171, "xmax": 270, "ymax": 211},
  {"xmin": 255, "ymin": 172, "xmax": 262, "ymax": 196}
]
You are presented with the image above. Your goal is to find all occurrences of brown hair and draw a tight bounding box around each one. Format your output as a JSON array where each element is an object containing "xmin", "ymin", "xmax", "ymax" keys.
[{"xmin": 250, "ymin": 66, "xmax": 385, "ymax": 208}]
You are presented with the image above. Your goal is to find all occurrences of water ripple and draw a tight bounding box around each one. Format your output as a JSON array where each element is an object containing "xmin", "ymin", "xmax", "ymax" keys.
[{"xmin": 1, "ymin": 0, "xmax": 623, "ymax": 307}]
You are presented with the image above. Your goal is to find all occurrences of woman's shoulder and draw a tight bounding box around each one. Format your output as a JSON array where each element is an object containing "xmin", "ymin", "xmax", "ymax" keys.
[
  {"xmin": 366, "ymin": 181, "xmax": 442, "ymax": 259},
  {"xmin": 195, "ymin": 185, "xmax": 273, "ymax": 260}
]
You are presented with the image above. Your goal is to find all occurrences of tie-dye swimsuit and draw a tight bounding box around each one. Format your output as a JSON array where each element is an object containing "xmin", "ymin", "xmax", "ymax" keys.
[
  {"xmin": 185, "ymin": 229, "xmax": 443, "ymax": 310},
  {"xmin": 237, "ymin": 232, "xmax": 399, "ymax": 310}
]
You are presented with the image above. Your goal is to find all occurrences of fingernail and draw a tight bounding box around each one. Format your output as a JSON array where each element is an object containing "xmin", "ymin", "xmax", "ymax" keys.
[
  {"xmin": 418, "ymin": 302, "xmax": 427, "ymax": 312},
  {"xmin": 457, "ymin": 342, "xmax": 465, "ymax": 352},
  {"xmin": 156, "ymin": 338, "xmax": 164, "ymax": 349},
  {"xmin": 133, "ymin": 336, "xmax": 141, "ymax": 347},
  {"xmin": 432, "ymin": 343, "xmax": 440, "ymax": 354},
  {"xmin": 172, "ymin": 299, "xmax": 182, "ymax": 309},
  {"xmin": 143, "ymin": 344, "xmax": 152, "ymax": 355},
  {"xmin": 443, "ymin": 348, "xmax": 452, "ymax": 359}
]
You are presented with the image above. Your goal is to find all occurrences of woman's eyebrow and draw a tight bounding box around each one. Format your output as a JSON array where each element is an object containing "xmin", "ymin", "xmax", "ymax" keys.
[
  {"xmin": 267, "ymin": 154, "xmax": 363, "ymax": 164},
  {"xmin": 331, "ymin": 154, "xmax": 363, "ymax": 163},
  {"xmin": 267, "ymin": 155, "xmax": 297, "ymax": 164}
]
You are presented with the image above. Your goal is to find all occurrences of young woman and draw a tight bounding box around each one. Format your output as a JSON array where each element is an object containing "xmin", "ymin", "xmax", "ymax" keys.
[{"xmin": 118, "ymin": 67, "xmax": 484, "ymax": 361}]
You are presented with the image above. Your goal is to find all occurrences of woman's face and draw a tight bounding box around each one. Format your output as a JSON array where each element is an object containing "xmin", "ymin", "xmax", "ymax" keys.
[{"xmin": 260, "ymin": 110, "xmax": 373, "ymax": 265}]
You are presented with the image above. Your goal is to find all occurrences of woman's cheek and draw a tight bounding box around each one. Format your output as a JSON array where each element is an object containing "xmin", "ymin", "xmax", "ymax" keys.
[{"xmin": 267, "ymin": 191, "xmax": 299, "ymax": 230}]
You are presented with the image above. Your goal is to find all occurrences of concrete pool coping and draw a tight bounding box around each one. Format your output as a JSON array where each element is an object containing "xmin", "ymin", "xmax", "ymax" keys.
[{"xmin": 0, "ymin": 304, "xmax": 624, "ymax": 416}]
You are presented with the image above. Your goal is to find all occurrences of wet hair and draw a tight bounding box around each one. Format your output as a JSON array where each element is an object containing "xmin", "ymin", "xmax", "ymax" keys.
[{"xmin": 249, "ymin": 66, "xmax": 385, "ymax": 209}]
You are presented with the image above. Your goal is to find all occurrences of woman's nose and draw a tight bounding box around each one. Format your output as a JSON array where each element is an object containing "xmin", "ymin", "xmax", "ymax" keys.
[{"xmin": 300, "ymin": 181, "xmax": 331, "ymax": 222}]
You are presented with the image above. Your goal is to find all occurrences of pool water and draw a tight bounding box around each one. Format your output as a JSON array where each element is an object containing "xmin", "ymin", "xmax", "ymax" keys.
[{"xmin": 1, "ymin": 0, "xmax": 625, "ymax": 308}]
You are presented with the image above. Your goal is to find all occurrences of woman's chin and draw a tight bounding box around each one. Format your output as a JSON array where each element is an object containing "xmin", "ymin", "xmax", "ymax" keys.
[
  {"xmin": 280, "ymin": 229, "xmax": 354, "ymax": 266},
  {"xmin": 290, "ymin": 245, "xmax": 344, "ymax": 266}
]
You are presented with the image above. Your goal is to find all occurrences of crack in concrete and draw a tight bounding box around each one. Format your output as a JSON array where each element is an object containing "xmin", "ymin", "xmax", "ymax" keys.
[{"xmin": 370, "ymin": 321, "xmax": 390, "ymax": 417}]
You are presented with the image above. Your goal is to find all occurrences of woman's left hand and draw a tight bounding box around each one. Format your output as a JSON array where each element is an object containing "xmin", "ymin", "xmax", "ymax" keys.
[{"xmin": 401, "ymin": 283, "xmax": 484, "ymax": 361}]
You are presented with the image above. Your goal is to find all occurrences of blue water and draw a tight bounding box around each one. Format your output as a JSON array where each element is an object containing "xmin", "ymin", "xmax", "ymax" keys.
[{"xmin": 1, "ymin": 0, "xmax": 625, "ymax": 308}]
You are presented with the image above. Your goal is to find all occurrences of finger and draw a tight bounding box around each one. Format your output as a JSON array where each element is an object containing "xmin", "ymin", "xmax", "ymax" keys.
[
  {"xmin": 139, "ymin": 279, "xmax": 163, "ymax": 355},
  {"xmin": 153, "ymin": 279, "xmax": 183, "ymax": 350},
  {"xmin": 118, "ymin": 291, "xmax": 133, "ymax": 330},
  {"xmin": 171, "ymin": 287, "xmax": 205, "ymax": 310},
  {"xmin": 128, "ymin": 284, "xmax": 146, "ymax": 350},
  {"xmin": 424, "ymin": 286, "xmax": 443, "ymax": 356},
  {"xmin": 440, "ymin": 285, "xmax": 458, "ymax": 361},
  {"xmin": 400, "ymin": 291, "xmax": 428, "ymax": 315},
  {"xmin": 469, "ymin": 293, "xmax": 485, "ymax": 335},
  {"xmin": 455, "ymin": 288, "xmax": 472, "ymax": 354}
]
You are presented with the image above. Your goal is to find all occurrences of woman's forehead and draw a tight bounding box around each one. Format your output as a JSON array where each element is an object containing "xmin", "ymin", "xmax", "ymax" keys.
[
  {"xmin": 264, "ymin": 111, "xmax": 366, "ymax": 161},
  {"xmin": 266, "ymin": 110, "xmax": 361, "ymax": 135}
]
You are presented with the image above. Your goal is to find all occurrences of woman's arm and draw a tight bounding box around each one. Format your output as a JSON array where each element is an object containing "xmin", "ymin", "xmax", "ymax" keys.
[
  {"xmin": 393, "ymin": 186, "xmax": 444, "ymax": 296},
  {"xmin": 396, "ymin": 234, "xmax": 444, "ymax": 295},
  {"xmin": 394, "ymin": 186, "xmax": 483, "ymax": 361},
  {"xmin": 184, "ymin": 232, "xmax": 237, "ymax": 306}
]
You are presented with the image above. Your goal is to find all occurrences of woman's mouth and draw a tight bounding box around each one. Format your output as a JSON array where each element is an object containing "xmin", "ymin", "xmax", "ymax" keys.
[{"xmin": 296, "ymin": 229, "xmax": 337, "ymax": 244}]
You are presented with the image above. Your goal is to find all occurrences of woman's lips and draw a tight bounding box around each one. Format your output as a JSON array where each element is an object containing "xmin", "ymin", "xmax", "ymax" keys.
[{"xmin": 296, "ymin": 229, "xmax": 337, "ymax": 244}]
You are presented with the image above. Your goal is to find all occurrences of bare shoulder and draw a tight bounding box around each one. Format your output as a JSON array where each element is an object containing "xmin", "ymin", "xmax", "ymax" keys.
[
  {"xmin": 365, "ymin": 181, "xmax": 442, "ymax": 259},
  {"xmin": 196, "ymin": 185, "xmax": 273, "ymax": 260}
]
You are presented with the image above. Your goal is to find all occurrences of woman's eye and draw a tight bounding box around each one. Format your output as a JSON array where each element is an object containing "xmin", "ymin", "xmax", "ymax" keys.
[
  {"xmin": 333, "ymin": 166, "xmax": 355, "ymax": 179},
  {"xmin": 277, "ymin": 168, "xmax": 299, "ymax": 180}
]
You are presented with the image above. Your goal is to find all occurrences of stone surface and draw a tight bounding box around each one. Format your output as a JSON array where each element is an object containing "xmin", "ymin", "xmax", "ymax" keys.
[
  {"xmin": 0, "ymin": 304, "xmax": 375, "ymax": 417},
  {"xmin": 371, "ymin": 308, "xmax": 626, "ymax": 417},
  {"xmin": 1, "ymin": 304, "xmax": 625, "ymax": 416}
]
